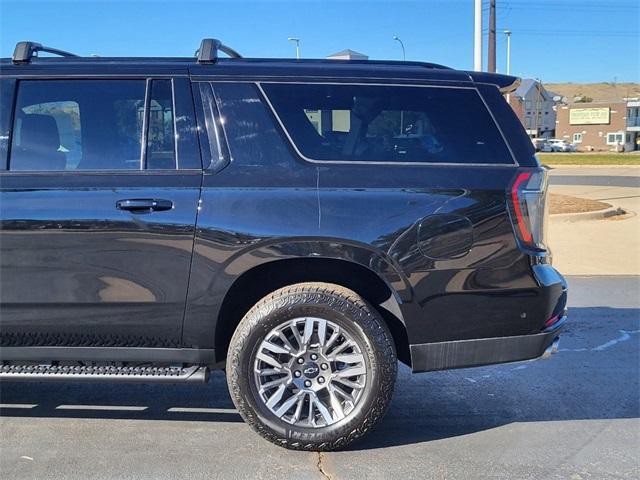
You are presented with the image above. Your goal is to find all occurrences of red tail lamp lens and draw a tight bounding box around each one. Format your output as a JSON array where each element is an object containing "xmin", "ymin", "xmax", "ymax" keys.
[
  {"xmin": 544, "ymin": 314, "xmax": 560, "ymax": 329},
  {"xmin": 508, "ymin": 168, "xmax": 548, "ymax": 251},
  {"xmin": 511, "ymin": 171, "xmax": 533, "ymax": 243}
]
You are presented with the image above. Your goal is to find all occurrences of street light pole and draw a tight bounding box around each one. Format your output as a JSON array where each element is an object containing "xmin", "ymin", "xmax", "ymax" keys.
[
  {"xmin": 474, "ymin": 0, "xmax": 482, "ymax": 71},
  {"xmin": 503, "ymin": 30, "xmax": 512, "ymax": 75},
  {"xmin": 392, "ymin": 36, "xmax": 406, "ymax": 61},
  {"xmin": 503, "ymin": 30, "xmax": 512, "ymax": 103},
  {"xmin": 393, "ymin": 36, "xmax": 406, "ymax": 135},
  {"xmin": 287, "ymin": 37, "xmax": 300, "ymax": 59}
]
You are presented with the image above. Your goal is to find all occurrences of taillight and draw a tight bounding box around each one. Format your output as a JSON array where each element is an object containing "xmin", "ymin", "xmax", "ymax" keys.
[
  {"xmin": 508, "ymin": 167, "xmax": 549, "ymax": 251},
  {"xmin": 544, "ymin": 314, "xmax": 560, "ymax": 329}
]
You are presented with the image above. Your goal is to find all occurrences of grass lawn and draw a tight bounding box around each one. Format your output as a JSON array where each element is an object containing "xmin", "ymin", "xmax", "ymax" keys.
[{"xmin": 538, "ymin": 153, "xmax": 640, "ymax": 166}]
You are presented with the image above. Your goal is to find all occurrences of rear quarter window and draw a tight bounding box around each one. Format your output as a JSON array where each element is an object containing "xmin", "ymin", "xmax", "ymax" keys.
[{"xmin": 261, "ymin": 83, "xmax": 514, "ymax": 165}]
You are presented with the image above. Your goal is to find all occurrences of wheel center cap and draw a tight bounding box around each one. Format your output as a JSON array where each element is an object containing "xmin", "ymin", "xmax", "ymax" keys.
[{"xmin": 302, "ymin": 362, "xmax": 319, "ymax": 379}]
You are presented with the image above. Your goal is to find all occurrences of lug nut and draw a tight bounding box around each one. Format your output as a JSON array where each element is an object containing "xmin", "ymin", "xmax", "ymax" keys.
[
  {"xmin": 310, "ymin": 353, "xmax": 318, "ymax": 360},
  {"xmin": 297, "ymin": 357, "xmax": 304, "ymax": 364},
  {"xmin": 304, "ymin": 380, "xmax": 312, "ymax": 388},
  {"xmin": 320, "ymin": 363, "xmax": 328, "ymax": 370},
  {"xmin": 294, "ymin": 371, "xmax": 301, "ymax": 377},
  {"xmin": 318, "ymin": 377, "xmax": 325, "ymax": 384}
]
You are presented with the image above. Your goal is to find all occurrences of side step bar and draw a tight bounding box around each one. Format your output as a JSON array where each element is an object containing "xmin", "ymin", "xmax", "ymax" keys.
[{"xmin": 0, "ymin": 364, "xmax": 209, "ymax": 384}]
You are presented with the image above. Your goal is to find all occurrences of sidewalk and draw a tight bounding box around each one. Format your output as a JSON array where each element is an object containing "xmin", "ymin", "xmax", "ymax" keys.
[
  {"xmin": 548, "ymin": 183, "xmax": 640, "ymax": 275},
  {"xmin": 548, "ymin": 166, "xmax": 640, "ymax": 175}
]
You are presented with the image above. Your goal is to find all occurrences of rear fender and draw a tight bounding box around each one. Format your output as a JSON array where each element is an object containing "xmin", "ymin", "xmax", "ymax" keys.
[{"xmin": 182, "ymin": 237, "xmax": 411, "ymax": 349}]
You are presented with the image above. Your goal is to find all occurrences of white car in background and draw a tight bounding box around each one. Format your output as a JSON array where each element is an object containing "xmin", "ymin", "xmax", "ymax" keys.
[
  {"xmin": 547, "ymin": 139, "xmax": 577, "ymax": 152},
  {"xmin": 532, "ymin": 138, "xmax": 553, "ymax": 152}
]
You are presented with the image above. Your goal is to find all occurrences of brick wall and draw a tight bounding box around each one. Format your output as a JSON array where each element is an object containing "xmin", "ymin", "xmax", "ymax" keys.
[{"xmin": 555, "ymin": 102, "xmax": 627, "ymax": 151}]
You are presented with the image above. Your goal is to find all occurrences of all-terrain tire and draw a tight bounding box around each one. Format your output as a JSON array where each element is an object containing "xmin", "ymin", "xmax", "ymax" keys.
[{"xmin": 226, "ymin": 282, "xmax": 397, "ymax": 451}]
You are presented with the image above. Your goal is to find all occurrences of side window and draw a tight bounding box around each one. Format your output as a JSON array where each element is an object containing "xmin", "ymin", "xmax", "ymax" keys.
[
  {"xmin": 146, "ymin": 79, "xmax": 176, "ymax": 169},
  {"xmin": 21, "ymin": 100, "xmax": 82, "ymax": 168},
  {"xmin": 8, "ymin": 79, "xmax": 177, "ymax": 172},
  {"xmin": 212, "ymin": 82, "xmax": 292, "ymax": 167},
  {"xmin": 261, "ymin": 83, "xmax": 514, "ymax": 164}
]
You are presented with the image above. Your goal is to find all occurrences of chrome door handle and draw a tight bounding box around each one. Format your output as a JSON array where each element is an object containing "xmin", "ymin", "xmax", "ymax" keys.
[{"xmin": 116, "ymin": 199, "xmax": 173, "ymax": 213}]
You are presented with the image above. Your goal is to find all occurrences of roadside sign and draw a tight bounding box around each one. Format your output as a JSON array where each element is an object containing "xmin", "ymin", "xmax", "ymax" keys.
[{"xmin": 569, "ymin": 107, "xmax": 610, "ymax": 125}]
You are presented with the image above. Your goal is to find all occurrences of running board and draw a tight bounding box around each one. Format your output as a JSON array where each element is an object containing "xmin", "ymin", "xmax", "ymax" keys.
[{"xmin": 0, "ymin": 364, "xmax": 209, "ymax": 383}]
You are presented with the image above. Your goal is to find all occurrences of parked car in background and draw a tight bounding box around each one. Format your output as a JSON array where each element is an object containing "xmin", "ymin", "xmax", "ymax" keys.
[
  {"xmin": 547, "ymin": 139, "xmax": 577, "ymax": 152},
  {"xmin": 0, "ymin": 39, "xmax": 567, "ymax": 451},
  {"xmin": 532, "ymin": 138, "xmax": 553, "ymax": 152}
]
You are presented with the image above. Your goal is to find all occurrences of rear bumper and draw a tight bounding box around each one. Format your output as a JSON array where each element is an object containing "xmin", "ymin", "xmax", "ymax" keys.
[
  {"xmin": 410, "ymin": 263, "xmax": 568, "ymax": 372},
  {"xmin": 410, "ymin": 316, "xmax": 565, "ymax": 372}
]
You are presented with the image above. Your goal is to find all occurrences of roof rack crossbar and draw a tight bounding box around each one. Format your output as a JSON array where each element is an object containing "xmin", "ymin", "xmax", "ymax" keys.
[
  {"xmin": 196, "ymin": 38, "xmax": 242, "ymax": 63},
  {"xmin": 13, "ymin": 41, "xmax": 79, "ymax": 64}
]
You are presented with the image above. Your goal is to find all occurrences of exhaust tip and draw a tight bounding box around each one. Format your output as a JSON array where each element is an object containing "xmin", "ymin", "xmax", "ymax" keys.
[{"xmin": 542, "ymin": 337, "xmax": 560, "ymax": 359}]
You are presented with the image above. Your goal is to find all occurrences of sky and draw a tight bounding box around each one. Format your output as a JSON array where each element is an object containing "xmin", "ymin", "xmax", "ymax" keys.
[{"xmin": 1, "ymin": 0, "xmax": 638, "ymax": 83}]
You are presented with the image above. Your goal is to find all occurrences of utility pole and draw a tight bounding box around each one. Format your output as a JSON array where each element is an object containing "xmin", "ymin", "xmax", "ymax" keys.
[
  {"xmin": 288, "ymin": 37, "xmax": 300, "ymax": 59},
  {"xmin": 534, "ymin": 78, "xmax": 541, "ymax": 138},
  {"xmin": 488, "ymin": 0, "xmax": 496, "ymax": 72},
  {"xmin": 474, "ymin": 0, "xmax": 482, "ymax": 71}
]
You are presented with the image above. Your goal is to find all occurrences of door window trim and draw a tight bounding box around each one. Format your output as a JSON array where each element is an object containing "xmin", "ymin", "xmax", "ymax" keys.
[
  {"xmin": 140, "ymin": 78, "xmax": 152, "ymax": 170},
  {"xmin": 0, "ymin": 78, "xmax": 17, "ymax": 170},
  {"xmin": 253, "ymin": 81, "xmax": 519, "ymax": 167},
  {"xmin": 195, "ymin": 82, "xmax": 230, "ymax": 172}
]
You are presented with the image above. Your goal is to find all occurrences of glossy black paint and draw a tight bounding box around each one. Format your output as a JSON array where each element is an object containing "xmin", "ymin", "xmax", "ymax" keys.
[
  {"xmin": 0, "ymin": 172, "xmax": 201, "ymax": 347},
  {"xmin": 184, "ymin": 157, "xmax": 548, "ymax": 350},
  {"xmin": 0, "ymin": 57, "xmax": 566, "ymax": 370}
]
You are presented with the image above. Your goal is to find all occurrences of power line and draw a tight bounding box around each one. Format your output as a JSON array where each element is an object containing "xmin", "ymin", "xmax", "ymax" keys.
[
  {"xmin": 498, "ymin": 29, "xmax": 638, "ymax": 37},
  {"xmin": 502, "ymin": 0, "xmax": 637, "ymax": 6},
  {"xmin": 500, "ymin": 2, "xmax": 638, "ymax": 12},
  {"xmin": 501, "ymin": 5, "xmax": 637, "ymax": 11}
]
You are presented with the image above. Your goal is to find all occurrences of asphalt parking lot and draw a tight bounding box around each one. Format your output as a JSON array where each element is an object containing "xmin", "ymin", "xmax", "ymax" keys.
[{"xmin": 1, "ymin": 275, "xmax": 638, "ymax": 480}]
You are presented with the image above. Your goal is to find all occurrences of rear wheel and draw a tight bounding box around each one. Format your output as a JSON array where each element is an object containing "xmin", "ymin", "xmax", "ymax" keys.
[{"xmin": 226, "ymin": 282, "xmax": 397, "ymax": 451}]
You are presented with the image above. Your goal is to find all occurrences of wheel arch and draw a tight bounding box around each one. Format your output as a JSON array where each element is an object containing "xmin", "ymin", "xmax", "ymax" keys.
[{"xmin": 214, "ymin": 256, "xmax": 411, "ymax": 366}]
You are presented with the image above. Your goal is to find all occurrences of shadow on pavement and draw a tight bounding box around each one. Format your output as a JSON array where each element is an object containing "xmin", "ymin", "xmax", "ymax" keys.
[{"xmin": 1, "ymin": 306, "xmax": 638, "ymax": 449}]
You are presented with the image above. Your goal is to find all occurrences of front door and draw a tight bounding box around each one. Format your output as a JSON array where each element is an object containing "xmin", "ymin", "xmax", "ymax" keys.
[{"xmin": 0, "ymin": 76, "xmax": 202, "ymax": 352}]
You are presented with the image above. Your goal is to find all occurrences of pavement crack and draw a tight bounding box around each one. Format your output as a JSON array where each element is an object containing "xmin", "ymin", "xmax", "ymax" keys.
[{"xmin": 316, "ymin": 452, "xmax": 332, "ymax": 480}]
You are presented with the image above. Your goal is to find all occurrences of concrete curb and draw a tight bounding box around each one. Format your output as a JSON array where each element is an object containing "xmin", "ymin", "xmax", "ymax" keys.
[{"xmin": 551, "ymin": 206, "xmax": 628, "ymax": 222}]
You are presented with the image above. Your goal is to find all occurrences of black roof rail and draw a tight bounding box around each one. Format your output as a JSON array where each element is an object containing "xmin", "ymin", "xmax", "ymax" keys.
[
  {"xmin": 13, "ymin": 41, "xmax": 79, "ymax": 64},
  {"xmin": 196, "ymin": 38, "xmax": 242, "ymax": 63},
  {"xmin": 324, "ymin": 58, "xmax": 452, "ymax": 70}
]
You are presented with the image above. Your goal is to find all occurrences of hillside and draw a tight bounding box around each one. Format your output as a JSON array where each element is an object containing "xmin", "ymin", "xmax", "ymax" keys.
[{"xmin": 544, "ymin": 82, "xmax": 640, "ymax": 103}]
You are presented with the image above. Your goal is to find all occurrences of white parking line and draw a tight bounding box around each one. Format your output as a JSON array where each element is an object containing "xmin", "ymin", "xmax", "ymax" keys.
[
  {"xmin": 166, "ymin": 407, "xmax": 238, "ymax": 414},
  {"xmin": 55, "ymin": 405, "xmax": 148, "ymax": 411}
]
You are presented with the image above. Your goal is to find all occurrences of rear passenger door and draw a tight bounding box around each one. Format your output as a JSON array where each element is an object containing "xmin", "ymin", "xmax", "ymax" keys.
[{"xmin": 0, "ymin": 76, "xmax": 202, "ymax": 352}]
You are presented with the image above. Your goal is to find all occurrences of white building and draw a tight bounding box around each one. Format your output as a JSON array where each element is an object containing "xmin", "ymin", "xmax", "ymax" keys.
[
  {"xmin": 627, "ymin": 100, "xmax": 640, "ymax": 151},
  {"xmin": 326, "ymin": 49, "xmax": 369, "ymax": 61},
  {"xmin": 508, "ymin": 79, "xmax": 557, "ymax": 138}
]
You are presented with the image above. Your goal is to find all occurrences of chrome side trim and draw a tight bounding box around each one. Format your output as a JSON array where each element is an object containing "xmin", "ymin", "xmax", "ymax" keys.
[
  {"xmin": 1, "ymin": 74, "xmax": 190, "ymax": 79},
  {"xmin": 0, "ymin": 169, "xmax": 203, "ymax": 176},
  {"xmin": 171, "ymin": 77, "xmax": 179, "ymax": 169},
  {"xmin": 140, "ymin": 78, "xmax": 151, "ymax": 169}
]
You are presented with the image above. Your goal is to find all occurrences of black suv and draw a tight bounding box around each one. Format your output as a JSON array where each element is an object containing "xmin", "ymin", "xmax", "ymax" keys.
[{"xmin": 0, "ymin": 40, "xmax": 567, "ymax": 450}]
